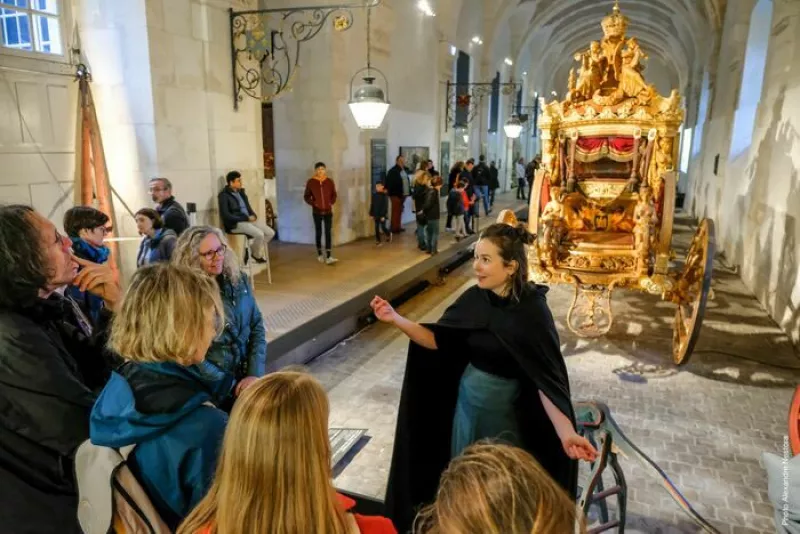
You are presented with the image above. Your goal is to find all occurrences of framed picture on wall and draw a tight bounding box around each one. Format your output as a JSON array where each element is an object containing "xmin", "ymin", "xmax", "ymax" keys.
[
  {"xmin": 440, "ymin": 141, "xmax": 451, "ymax": 175},
  {"xmin": 370, "ymin": 139, "xmax": 388, "ymax": 187},
  {"xmin": 399, "ymin": 146, "xmax": 430, "ymax": 173}
]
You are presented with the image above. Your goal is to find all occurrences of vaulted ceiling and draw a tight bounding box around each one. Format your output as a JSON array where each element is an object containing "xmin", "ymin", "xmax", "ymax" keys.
[{"xmin": 475, "ymin": 0, "xmax": 727, "ymax": 118}]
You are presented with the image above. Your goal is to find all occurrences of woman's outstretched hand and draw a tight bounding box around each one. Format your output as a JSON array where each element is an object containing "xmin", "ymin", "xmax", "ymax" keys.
[
  {"xmin": 371, "ymin": 296, "xmax": 398, "ymax": 324},
  {"xmin": 561, "ymin": 432, "xmax": 599, "ymax": 462}
]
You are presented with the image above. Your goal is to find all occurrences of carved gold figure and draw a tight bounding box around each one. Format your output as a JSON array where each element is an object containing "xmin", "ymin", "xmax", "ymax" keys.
[{"xmin": 503, "ymin": 1, "xmax": 714, "ymax": 366}]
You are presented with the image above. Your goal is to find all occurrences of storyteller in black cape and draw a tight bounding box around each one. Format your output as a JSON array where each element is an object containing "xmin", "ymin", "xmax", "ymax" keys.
[{"xmin": 371, "ymin": 223, "xmax": 597, "ymax": 533}]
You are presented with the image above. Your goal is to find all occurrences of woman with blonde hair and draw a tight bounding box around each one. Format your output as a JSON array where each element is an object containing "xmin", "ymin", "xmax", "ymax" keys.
[
  {"xmin": 179, "ymin": 371, "xmax": 396, "ymax": 534},
  {"xmin": 172, "ymin": 226, "xmax": 267, "ymax": 409},
  {"xmin": 412, "ymin": 170, "xmax": 432, "ymax": 251},
  {"xmin": 90, "ymin": 263, "xmax": 228, "ymax": 530},
  {"xmin": 415, "ymin": 442, "xmax": 585, "ymax": 534}
]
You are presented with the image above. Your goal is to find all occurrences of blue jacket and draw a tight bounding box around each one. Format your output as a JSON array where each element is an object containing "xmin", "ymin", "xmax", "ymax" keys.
[
  {"xmin": 200, "ymin": 274, "xmax": 267, "ymax": 405},
  {"xmin": 136, "ymin": 228, "xmax": 177, "ymax": 267},
  {"xmin": 89, "ymin": 362, "xmax": 227, "ymax": 530},
  {"xmin": 67, "ymin": 238, "xmax": 110, "ymax": 324}
]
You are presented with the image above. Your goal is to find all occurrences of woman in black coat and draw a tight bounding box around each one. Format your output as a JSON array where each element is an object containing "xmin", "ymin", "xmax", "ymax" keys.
[{"xmin": 371, "ymin": 223, "xmax": 597, "ymax": 533}]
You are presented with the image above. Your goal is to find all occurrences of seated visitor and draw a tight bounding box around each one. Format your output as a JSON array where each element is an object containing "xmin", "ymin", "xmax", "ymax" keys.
[
  {"xmin": 178, "ymin": 371, "xmax": 397, "ymax": 534},
  {"xmin": 372, "ymin": 223, "xmax": 597, "ymax": 532},
  {"xmin": 135, "ymin": 207, "xmax": 178, "ymax": 267},
  {"xmin": 63, "ymin": 205, "xmax": 112, "ymax": 323},
  {"xmin": 89, "ymin": 263, "xmax": 228, "ymax": 531},
  {"xmin": 0, "ymin": 205, "xmax": 120, "ymax": 533},
  {"xmin": 415, "ymin": 442, "xmax": 585, "ymax": 534},
  {"xmin": 172, "ymin": 226, "xmax": 267, "ymax": 408},
  {"xmin": 218, "ymin": 170, "xmax": 274, "ymax": 264}
]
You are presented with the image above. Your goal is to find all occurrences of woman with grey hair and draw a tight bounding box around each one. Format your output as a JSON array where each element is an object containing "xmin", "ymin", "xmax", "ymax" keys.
[{"xmin": 172, "ymin": 226, "xmax": 267, "ymax": 409}]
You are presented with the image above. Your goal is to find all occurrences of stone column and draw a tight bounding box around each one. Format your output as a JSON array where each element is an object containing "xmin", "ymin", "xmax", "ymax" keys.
[{"xmin": 75, "ymin": 0, "xmax": 263, "ymax": 279}]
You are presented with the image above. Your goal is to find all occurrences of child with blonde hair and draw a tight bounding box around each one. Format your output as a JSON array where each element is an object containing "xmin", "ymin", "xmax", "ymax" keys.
[{"xmin": 179, "ymin": 371, "xmax": 396, "ymax": 534}]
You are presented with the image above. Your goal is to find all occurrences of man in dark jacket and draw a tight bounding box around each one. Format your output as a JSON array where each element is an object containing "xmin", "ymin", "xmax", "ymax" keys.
[
  {"xmin": 218, "ymin": 170, "xmax": 275, "ymax": 263},
  {"xmin": 460, "ymin": 160, "xmax": 477, "ymax": 234},
  {"xmin": 525, "ymin": 157, "xmax": 540, "ymax": 198},
  {"xmin": 385, "ymin": 155, "xmax": 410, "ymax": 233},
  {"xmin": 489, "ymin": 161, "xmax": 500, "ymax": 207},
  {"xmin": 472, "ymin": 155, "xmax": 492, "ymax": 217},
  {"xmin": 369, "ymin": 182, "xmax": 391, "ymax": 245},
  {"xmin": 149, "ymin": 177, "xmax": 190, "ymax": 235},
  {"xmin": 0, "ymin": 205, "xmax": 120, "ymax": 534}
]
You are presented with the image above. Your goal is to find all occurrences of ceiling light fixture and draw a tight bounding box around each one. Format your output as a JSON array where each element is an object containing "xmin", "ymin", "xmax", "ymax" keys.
[
  {"xmin": 416, "ymin": 0, "xmax": 435, "ymax": 16},
  {"xmin": 504, "ymin": 58, "xmax": 513, "ymax": 66},
  {"xmin": 348, "ymin": 4, "xmax": 390, "ymax": 129},
  {"xmin": 503, "ymin": 113, "xmax": 523, "ymax": 139},
  {"xmin": 471, "ymin": 36, "xmax": 483, "ymax": 45}
]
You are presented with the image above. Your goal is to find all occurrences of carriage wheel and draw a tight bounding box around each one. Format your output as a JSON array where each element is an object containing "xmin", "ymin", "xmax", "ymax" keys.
[{"xmin": 672, "ymin": 219, "xmax": 715, "ymax": 365}]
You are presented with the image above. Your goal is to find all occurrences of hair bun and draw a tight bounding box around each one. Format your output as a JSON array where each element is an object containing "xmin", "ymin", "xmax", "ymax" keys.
[{"xmin": 514, "ymin": 224, "xmax": 536, "ymax": 246}]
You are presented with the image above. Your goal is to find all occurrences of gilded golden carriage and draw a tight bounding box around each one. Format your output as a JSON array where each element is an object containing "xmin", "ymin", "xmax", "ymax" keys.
[{"xmin": 500, "ymin": 1, "xmax": 714, "ymax": 365}]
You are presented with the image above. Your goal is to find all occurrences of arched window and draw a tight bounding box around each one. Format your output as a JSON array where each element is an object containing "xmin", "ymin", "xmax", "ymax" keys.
[{"xmin": 728, "ymin": 0, "xmax": 772, "ymax": 159}]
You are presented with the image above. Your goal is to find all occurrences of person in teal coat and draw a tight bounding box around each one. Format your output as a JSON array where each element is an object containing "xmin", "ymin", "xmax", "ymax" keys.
[
  {"xmin": 90, "ymin": 263, "xmax": 228, "ymax": 530},
  {"xmin": 172, "ymin": 226, "xmax": 267, "ymax": 409}
]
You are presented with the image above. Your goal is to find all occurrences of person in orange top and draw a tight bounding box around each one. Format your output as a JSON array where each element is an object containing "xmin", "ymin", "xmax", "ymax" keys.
[{"xmin": 177, "ymin": 371, "xmax": 397, "ymax": 534}]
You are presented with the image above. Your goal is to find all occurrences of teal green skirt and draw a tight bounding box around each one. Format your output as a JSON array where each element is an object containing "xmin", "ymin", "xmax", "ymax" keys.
[{"xmin": 451, "ymin": 363, "xmax": 522, "ymax": 458}]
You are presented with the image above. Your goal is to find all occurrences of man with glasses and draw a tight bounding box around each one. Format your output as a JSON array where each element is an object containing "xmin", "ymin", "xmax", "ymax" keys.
[
  {"xmin": 63, "ymin": 206, "xmax": 113, "ymax": 323},
  {"xmin": 149, "ymin": 177, "xmax": 190, "ymax": 236},
  {"xmin": 0, "ymin": 205, "xmax": 120, "ymax": 533}
]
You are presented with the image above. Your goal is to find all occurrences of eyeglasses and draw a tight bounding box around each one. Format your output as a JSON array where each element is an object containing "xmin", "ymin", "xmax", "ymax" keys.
[
  {"xmin": 199, "ymin": 245, "xmax": 227, "ymax": 260},
  {"xmin": 148, "ymin": 186, "xmax": 167, "ymax": 192}
]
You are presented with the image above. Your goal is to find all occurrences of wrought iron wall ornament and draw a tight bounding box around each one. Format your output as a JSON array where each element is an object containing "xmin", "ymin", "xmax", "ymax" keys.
[
  {"xmin": 230, "ymin": 0, "xmax": 380, "ymax": 109},
  {"xmin": 444, "ymin": 80, "xmax": 521, "ymax": 132}
]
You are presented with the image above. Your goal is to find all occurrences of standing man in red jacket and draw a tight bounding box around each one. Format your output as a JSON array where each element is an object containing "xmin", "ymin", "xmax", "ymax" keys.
[{"xmin": 304, "ymin": 162, "xmax": 339, "ymax": 265}]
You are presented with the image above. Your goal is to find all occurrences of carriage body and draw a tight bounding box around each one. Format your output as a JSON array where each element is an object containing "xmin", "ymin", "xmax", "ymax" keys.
[{"xmin": 504, "ymin": 2, "xmax": 714, "ymax": 364}]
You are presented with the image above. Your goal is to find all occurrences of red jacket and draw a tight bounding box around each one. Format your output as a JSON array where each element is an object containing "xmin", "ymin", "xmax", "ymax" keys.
[
  {"xmin": 304, "ymin": 177, "xmax": 337, "ymax": 214},
  {"xmin": 338, "ymin": 493, "xmax": 397, "ymax": 534}
]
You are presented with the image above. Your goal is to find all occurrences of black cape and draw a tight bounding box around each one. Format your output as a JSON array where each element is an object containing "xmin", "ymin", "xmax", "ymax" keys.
[{"xmin": 384, "ymin": 283, "xmax": 577, "ymax": 533}]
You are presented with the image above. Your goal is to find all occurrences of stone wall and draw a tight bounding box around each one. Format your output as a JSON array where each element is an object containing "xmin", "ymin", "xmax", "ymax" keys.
[
  {"xmin": 685, "ymin": 0, "xmax": 800, "ymax": 347},
  {"xmin": 0, "ymin": 0, "xmax": 262, "ymax": 282},
  {"xmin": 271, "ymin": 0, "xmax": 446, "ymax": 246}
]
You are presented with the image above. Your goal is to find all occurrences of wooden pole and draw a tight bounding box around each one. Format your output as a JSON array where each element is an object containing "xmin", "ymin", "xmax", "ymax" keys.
[{"xmin": 85, "ymin": 82, "xmax": 121, "ymax": 280}]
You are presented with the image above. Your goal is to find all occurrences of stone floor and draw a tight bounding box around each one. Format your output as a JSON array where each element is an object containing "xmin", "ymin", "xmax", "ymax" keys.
[
  {"xmin": 299, "ymin": 215, "xmax": 800, "ymax": 534},
  {"xmin": 252, "ymin": 191, "xmax": 527, "ymax": 341}
]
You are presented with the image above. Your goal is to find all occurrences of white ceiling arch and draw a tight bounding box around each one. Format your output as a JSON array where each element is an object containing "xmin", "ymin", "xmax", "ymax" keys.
[{"xmin": 476, "ymin": 0, "xmax": 725, "ymax": 112}]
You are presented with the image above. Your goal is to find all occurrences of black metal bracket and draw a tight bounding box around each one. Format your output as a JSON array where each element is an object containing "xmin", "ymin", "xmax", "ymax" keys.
[
  {"xmin": 575, "ymin": 401, "xmax": 722, "ymax": 533},
  {"xmin": 230, "ymin": 1, "xmax": 380, "ymax": 110},
  {"xmin": 444, "ymin": 80, "xmax": 521, "ymax": 132}
]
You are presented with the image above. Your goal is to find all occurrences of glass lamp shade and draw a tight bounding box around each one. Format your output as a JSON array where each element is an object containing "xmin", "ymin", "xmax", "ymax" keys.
[
  {"xmin": 349, "ymin": 80, "xmax": 389, "ymax": 129},
  {"xmin": 504, "ymin": 114, "xmax": 523, "ymax": 138}
]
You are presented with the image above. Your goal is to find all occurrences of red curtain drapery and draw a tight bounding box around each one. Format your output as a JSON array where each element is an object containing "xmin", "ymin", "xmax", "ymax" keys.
[{"xmin": 575, "ymin": 136, "xmax": 636, "ymax": 163}]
